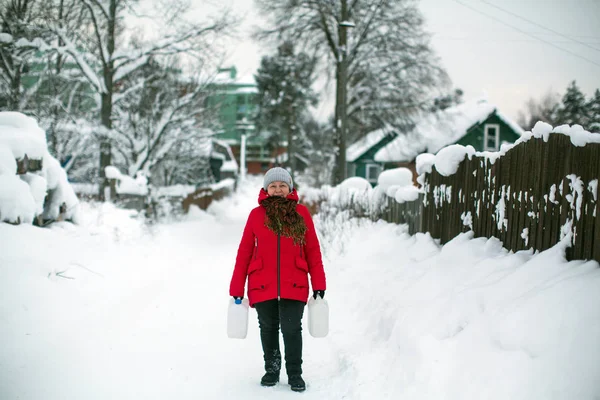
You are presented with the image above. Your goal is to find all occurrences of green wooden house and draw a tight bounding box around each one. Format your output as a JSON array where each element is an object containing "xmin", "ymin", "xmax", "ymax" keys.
[
  {"xmin": 347, "ymin": 98, "xmax": 524, "ymax": 185},
  {"xmin": 208, "ymin": 67, "xmax": 258, "ymax": 141},
  {"xmin": 207, "ymin": 66, "xmax": 278, "ymax": 174}
]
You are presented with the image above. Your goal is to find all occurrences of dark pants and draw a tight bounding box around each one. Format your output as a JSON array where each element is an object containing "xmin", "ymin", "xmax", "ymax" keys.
[{"xmin": 254, "ymin": 298, "xmax": 305, "ymax": 376}]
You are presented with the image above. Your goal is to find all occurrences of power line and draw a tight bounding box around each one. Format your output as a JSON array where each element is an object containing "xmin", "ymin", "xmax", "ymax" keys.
[
  {"xmin": 481, "ymin": 0, "xmax": 600, "ymax": 53},
  {"xmin": 432, "ymin": 35, "xmax": 600, "ymax": 45},
  {"xmin": 451, "ymin": 0, "xmax": 600, "ymax": 69}
]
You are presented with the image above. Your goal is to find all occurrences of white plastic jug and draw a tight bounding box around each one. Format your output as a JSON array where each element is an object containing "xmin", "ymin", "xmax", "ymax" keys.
[
  {"xmin": 227, "ymin": 297, "xmax": 249, "ymax": 339},
  {"xmin": 307, "ymin": 295, "xmax": 329, "ymax": 338}
]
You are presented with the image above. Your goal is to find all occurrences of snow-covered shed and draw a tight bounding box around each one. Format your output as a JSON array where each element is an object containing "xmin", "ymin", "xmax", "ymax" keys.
[{"xmin": 210, "ymin": 139, "xmax": 238, "ymax": 181}]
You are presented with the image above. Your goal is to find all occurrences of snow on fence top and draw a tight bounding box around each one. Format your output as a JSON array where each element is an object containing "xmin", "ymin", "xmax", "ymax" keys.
[
  {"xmin": 518, "ymin": 121, "xmax": 600, "ymax": 147},
  {"xmin": 0, "ymin": 112, "xmax": 78, "ymax": 224},
  {"xmin": 377, "ymin": 167, "xmax": 421, "ymax": 203},
  {"xmin": 419, "ymin": 122, "xmax": 600, "ymax": 179}
]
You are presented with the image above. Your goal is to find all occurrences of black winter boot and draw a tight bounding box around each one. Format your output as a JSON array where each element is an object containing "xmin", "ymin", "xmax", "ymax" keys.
[
  {"xmin": 260, "ymin": 349, "xmax": 281, "ymax": 386},
  {"xmin": 288, "ymin": 375, "xmax": 306, "ymax": 392},
  {"xmin": 261, "ymin": 371, "xmax": 279, "ymax": 386}
]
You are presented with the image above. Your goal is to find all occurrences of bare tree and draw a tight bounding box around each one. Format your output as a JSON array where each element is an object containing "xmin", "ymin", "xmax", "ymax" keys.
[
  {"xmin": 31, "ymin": 0, "xmax": 97, "ymax": 177},
  {"xmin": 255, "ymin": 0, "xmax": 448, "ymax": 184},
  {"xmin": 112, "ymin": 57, "xmax": 218, "ymax": 179},
  {"xmin": 17, "ymin": 0, "xmax": 234, "ymax": 197},
  {"xmin": 255, "ymin": 41, "xmax": 318, "ymax": 176},
  {"xmin": 0, "ymin": 0, "xmax": 52, "ymax": 111}
]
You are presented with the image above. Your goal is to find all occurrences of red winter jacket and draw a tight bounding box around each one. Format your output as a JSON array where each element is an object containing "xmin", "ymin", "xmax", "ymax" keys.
[{"xmin": 229, "ymin": 189, "xmax": 326, "ymax": 307}]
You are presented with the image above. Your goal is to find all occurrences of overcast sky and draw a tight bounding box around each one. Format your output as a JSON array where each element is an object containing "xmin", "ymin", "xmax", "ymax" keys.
[{"xmin": 210, "ymin": 0, "xmax": 600, "ymax": 124}]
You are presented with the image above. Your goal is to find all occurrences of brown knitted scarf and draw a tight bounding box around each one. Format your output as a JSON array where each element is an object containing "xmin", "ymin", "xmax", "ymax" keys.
[{"xmin": 262, "ymin": 195, "xmax": 307, "ymax": 245}]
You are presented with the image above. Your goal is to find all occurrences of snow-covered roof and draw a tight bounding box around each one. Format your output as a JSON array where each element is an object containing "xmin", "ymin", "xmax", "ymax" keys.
[
  {"xmin": 374, "ymin": 98, "xmax": 524, "ymax": 163},
  {"xmin": 213, "ymin": 67, "xmax": 256, "ymax": 88},
  {"xmin": 214, "ymin": 68, "xmax": 236, "ymax": 84},
  {"xmin": 235, "ymin": 72, "xmax": 256, "ymax": 86},
  {"xmin": 220, "ymin": 160, "xmax": 238, "ymax": 172},
  {"xmin": 233, "ymin": 86, "xmax": 258, "ymax": 94},
  {"xmin": 346, "ymin": 125, "xmax": 396, "ymax": 162}
]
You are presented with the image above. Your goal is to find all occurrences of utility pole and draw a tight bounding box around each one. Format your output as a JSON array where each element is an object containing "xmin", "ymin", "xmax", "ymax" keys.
[
  {"xmin": 334, "ymin": 1, "xmax": 353, "ymax": 185},
  {"xmin": 238, "ymin": 119, "xmax": 249, "ymax": 180},
  {"xmin": 99, "ymin": 0, "xmax": 117, "ymax": 200}
]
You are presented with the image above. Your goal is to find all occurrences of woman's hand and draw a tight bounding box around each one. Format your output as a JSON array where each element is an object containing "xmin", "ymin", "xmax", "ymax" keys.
[{"xmin": 312, "ymin": 290, "xmax": 325, "ymax": 299}]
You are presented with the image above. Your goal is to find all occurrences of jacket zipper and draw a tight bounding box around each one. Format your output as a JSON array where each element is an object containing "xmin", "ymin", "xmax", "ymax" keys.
[
  {"xmin": 254, "ymin": 237, "xmax": 257, "ymax": 260},
  {"xmin": 277, "ymin": 234, "xmax": 281, "ymax": 300}
]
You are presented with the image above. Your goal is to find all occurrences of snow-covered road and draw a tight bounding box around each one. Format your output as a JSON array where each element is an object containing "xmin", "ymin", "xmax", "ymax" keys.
[{"xmin": 1, "ymin": 178, "xmax": 599, "ymax": 399}]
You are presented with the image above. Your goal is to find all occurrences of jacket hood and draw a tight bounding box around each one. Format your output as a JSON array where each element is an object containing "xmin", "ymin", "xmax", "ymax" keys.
[{"xmin": 258, "ymin": 188, "xmax": 299, "ymax": 204}]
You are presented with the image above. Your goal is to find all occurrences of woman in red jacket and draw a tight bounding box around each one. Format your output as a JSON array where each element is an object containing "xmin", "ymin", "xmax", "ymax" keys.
[{"xmin": 230, "ymin": 167, "xmax": 326, "ymax": 392}]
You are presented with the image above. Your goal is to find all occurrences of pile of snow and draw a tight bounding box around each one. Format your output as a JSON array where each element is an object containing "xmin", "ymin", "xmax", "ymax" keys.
[
  {"xmin": 0, "ymin": 112, "xmax": 78, "ymax": 224},
  {"xmin": 154, "ymin": 184, "xmax": 196, "ymax": 197},
  {"xmin": 105, "ymin": 166, "xmax": 148, "ymax": 196},
  {"xmin": 321, "ymin": 222, "xmax": 600, "ymax": 399},
  {"xmin": 338, "ymin": 176, "xmax": 372, "ymax": 192},
  {"xmin": 0, "ymin": 111, "xmax": 47, "ymax": 159}
]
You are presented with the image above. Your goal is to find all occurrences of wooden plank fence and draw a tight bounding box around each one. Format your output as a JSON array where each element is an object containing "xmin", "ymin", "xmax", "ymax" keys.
[
  {"xmin": 383, "ymin": 195, "xmax": 424, "ymax": 235},
  {"xmin": 382, "ymin": 134, "xmax": 599, "ymax": 263}
]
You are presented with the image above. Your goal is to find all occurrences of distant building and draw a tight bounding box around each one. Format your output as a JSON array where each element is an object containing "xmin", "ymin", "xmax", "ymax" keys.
[
  {"xmin": 208, "ymin": 66, "xmax": 283, "ymax": 175},
  {"xmin": 347, "ymin": 98, "xmax": 525, "ymax": 185}
]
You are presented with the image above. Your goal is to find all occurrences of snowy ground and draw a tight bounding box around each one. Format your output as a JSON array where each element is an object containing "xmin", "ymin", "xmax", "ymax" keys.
[{"xmin": 1, "ymin": 176, "xmax": 600, "ymax": 400}]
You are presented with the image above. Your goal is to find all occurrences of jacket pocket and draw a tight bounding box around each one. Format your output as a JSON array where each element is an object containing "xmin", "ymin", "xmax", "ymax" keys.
[
  {"xmin": 248, "ymin": 258, "xmax": 262, "ymax": 275},
  {"xmin": 248, "ymin": 258, "xmax": 267, "ymax": 291},
  {"xmin": 293, "ymin": 256, "xmax": 309, "ymax": 288}
]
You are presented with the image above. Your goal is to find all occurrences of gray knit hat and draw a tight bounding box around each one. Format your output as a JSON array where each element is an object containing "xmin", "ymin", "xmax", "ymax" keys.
[{"xmin": 263, "ymin": 167, "xmax": 293, "ymax": 191}]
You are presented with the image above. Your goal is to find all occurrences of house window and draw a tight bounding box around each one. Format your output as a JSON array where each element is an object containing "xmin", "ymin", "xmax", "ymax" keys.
[
  {"xmin": 484, "ymin": 124, "xmax": 500, "ymax": 151},
  {"xmin": 365, "ymin": 163, "xmax": 382, "ymax": 183}
]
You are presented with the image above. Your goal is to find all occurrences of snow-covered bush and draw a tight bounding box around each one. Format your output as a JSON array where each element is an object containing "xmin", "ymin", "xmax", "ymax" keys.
[
  {"xmin": 0, "ymin": 112, "xmax": 78, "ymax": 224},
  {"xmin": 301, "ymin": 177, "xmax": 388, "ymax": 222},
  {"xmin": 105, "ymin": 166, "xmax": 149, "ymax": 196}
]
